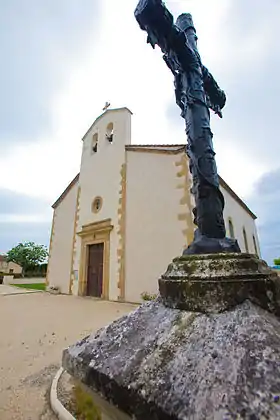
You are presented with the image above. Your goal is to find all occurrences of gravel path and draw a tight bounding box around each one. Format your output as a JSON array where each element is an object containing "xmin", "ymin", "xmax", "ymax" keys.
[{"xmin": 0, "ymin": 293, "xmax": 136, "ymax": 419}]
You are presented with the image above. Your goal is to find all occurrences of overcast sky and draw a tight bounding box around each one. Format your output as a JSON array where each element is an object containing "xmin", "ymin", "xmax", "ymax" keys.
[{"xmin": 0, "ymin": 0, "xmax": 279, "ymax": 264}]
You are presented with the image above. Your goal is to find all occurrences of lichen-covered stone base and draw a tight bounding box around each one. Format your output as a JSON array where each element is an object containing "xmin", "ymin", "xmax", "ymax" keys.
[
  {"xmin": 159, "ymin": 253, "xmax": 280, "ymax": 315},
  {"xmin": 63, "ymin": 299, "xmax": 280, "ymax": 420}
]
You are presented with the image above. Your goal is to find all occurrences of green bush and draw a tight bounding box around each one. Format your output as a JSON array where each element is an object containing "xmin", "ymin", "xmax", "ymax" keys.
[
  {"xmin": 13, "ymin": 273, "xmax": 23, "ymax": 279},
  {"xmin": 141, "ymin": 291, "xmax": 157, "ymax": 301},
  {"xmin": 71, "ymin": 384, "xmax": 102, "ymax": 420}
]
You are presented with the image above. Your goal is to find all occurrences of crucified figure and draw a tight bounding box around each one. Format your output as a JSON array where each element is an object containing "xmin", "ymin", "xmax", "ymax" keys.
[{"xmin": 135, "ymin": 0, "xmax": 240, "ymax": 254}]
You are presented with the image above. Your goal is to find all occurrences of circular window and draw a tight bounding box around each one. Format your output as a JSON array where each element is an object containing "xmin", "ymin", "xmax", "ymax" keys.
[{"xmin": 92, "ymin": 196, "xmax": 103, "ymax": 213}]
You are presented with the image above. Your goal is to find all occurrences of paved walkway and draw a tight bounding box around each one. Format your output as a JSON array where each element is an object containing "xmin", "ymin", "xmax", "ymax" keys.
[
  {"xmin": 0, "ymin": 293, "xmax": 136, "ymax": 419},
  {"xmin": 0, "ymin": 285, "xmax": 40, "ymax": 295}
]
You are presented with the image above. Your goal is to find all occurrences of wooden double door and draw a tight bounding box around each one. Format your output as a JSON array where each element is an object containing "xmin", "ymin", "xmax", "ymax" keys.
[{"xmin": 86, "ymin": 243, "xmax": 104, "ymax": 297}]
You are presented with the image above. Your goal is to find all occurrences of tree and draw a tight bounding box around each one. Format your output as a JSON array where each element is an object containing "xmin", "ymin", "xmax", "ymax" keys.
[
  {"xmin": 7, "ymin": 242, "xmax": 48, "ymax": 275},
  {"xmin": 274, "ymin": 258, "xmax": 280, "ymax": 266}
]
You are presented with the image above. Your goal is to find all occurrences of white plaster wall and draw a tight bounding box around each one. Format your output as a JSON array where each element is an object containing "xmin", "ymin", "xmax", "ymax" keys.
[
  {"xmin": 125, "ymin": 150, "xmax": 259, "ymax": 303},
  {"xmin": 75, "ymin": 109, "xmax": 131, "ymax": 300},
  {"xmin": 47, "ymin": 182, "xmax": 78, "ymax": 294},
  {"xmin": 222, "ymin": 186, "xmax": 260, "ymax": 255},
  {"xmin": 125, "ymin": 151, "xmax": 191, "ymax": 303}
]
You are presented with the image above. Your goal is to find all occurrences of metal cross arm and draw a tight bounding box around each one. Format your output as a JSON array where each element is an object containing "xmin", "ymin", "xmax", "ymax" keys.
[{"xmin": 135, "ymin": 0, "xmax": 226, "ymax": 117}]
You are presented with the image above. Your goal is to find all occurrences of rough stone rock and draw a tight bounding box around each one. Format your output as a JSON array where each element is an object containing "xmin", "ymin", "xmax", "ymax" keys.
[{"xmin": 63, "ymin": 299, "xmax": 280, "ymax": 420}]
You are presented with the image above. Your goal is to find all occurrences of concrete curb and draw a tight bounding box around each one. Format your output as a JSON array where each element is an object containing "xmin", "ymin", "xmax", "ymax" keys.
[{"xmin": 50, "ymin": 367, "xmax": 75, "ymax": 420}]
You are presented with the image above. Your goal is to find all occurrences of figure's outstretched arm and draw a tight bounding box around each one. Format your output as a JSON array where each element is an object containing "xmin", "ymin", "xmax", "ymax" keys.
[
  {"xmin": 135, "ymin": 0, "xmax": 226, "ymax": 115},
  {"xmin": 202, "ymin": 65, "xmax": 226, "ymax": 115}
]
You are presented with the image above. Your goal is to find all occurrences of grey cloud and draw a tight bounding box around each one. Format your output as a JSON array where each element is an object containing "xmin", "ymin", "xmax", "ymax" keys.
[
  {"xmin": 0, "ymin": 188, "xmax": 50, "ymax": 215},
  {"xmin": 0, "ymin": 0, "xmax": 100, "ymax": 148},
  {"xmin": 254, "ymin": 169, "xmax": 280, "ymax": 211},
  {"xmin": 166, "ymin": 100, "xmax": 184, "ymax": 128},
  {"xmin": 247, "ymin": 168, "xmax": 280, "ymax": 264},
  {"xmin": 166, "ymin": 1, "xmax": 280, "ymax": 166},
  {"xmin": 258, "ymin": 223, "xmax": 280, "ymax": 265},
  {"xmin": 224, "ymin": 0, "xmax": 279, "ymax": 51},
  {"xmin": 0, "ymin": 221, "xmax": 50, "ymax": 254},
  {"xmin": 0, "ymin": 189, "xmax": 52, "ymax": 251}
]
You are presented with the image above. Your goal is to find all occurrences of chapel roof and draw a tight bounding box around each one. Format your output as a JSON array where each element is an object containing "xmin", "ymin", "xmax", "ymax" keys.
[
  {"xmin": 52, "ymin": 173, "xmax": 79, "ymax": 209},
  {"xmin": 125, "ymin": 144, "xmax": 185, "ymax": 153}
]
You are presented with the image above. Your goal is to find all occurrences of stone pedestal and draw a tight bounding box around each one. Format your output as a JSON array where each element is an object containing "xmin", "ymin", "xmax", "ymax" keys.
[
  {"xmin": 62, "ymin": 253, "xmax": 280, "ymax": 420},
  {"xmin": 159, "ymin": 253, "xmax": 280, "ymax": 315}
]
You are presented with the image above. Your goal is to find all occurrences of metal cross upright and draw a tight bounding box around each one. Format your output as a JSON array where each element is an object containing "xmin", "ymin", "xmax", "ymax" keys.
[
  {"xmin": 103, "ymin": 101, "xmax": 111, "ymax": 111},
  {"xmin": 135, "ymin": 0, "xmax": 240, "ymax": 255}
]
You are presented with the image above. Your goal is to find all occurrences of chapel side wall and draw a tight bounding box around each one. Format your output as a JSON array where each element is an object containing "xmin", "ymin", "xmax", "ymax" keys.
[
  {"xmin": 125, "ymin": 150, "xmax": 194, "ymax": 303},
  {"xmin": 47, "ymin": 182, "xmax": 78, "ymax": 294},
  {"xmin": 222, "ymin": 186, "xmax": 260, "ymax": 255},
  {"xmin": 72, "ymin": 109, "xmax": 131, "ymax": 300}
]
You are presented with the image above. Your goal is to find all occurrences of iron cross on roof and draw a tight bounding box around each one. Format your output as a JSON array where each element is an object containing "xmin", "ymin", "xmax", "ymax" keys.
[{"xmin": 103, "ymin": 102, "xmax": 111, "ymax": 111}]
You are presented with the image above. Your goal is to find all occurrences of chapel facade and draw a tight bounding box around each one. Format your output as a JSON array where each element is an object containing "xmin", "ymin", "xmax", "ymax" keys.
[{"xmin": 46, "ymin": 107, "xmax": 260, "ymax": 303}]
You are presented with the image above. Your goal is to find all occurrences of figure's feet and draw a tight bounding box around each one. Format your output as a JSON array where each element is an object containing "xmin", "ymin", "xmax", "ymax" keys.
[{"xmin": 183, "ymin": 229, "xmax": 241, "ymax": 255}]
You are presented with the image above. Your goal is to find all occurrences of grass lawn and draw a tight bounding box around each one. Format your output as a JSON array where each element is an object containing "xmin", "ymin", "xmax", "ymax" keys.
[{"xmin": 11, "ymin": 283, "xmax": 46, "ymax": 291}]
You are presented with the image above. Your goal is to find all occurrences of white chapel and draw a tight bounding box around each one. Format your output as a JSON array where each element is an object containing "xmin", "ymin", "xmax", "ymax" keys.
[{"xmin": 46, "ymin": 107, "xmax": 260, "ymax": 303}]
